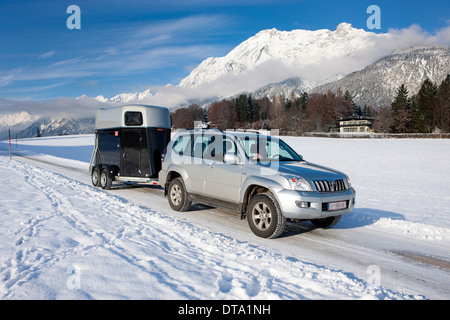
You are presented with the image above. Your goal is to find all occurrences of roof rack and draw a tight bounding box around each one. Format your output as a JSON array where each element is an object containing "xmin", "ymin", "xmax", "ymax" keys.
[
  {"xmin": 177, "ymin": 128, "xmax": 265, "ymax": 135},
  {"xmin": 232, "ymin": 129, "xmax": 261, "ymax": 134},
  {"xmin": 181, "ymin": 127, "xmax": 224, "ymax": 132}
]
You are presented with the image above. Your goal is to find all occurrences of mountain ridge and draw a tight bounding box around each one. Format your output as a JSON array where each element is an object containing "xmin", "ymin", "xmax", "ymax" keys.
[
  {"xmin": 178, "ymin": 22, "xmax": 390, "ymax": 89},
  {"xmin": 311, "ymin": 45, "xmax": 450, "ymax": 107}
]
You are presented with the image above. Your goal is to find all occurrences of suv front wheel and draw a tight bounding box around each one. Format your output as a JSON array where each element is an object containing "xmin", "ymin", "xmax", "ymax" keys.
[
  {"xmin": 168, "ymin": 177, "xmax": 192, "ymax": 212},
  {"xmin": 247, "ymin": 193, "xmax": 286, "ymax": 238}
]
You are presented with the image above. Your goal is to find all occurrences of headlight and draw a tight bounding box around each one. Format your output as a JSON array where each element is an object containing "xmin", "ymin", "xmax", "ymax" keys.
[
  {"xmin": 345, "ymin": 175, "xmax": 352, "ymax": 188},
  {"xmin": 280, "ymin": 173, "xmax": 312, "ymax": 191}
]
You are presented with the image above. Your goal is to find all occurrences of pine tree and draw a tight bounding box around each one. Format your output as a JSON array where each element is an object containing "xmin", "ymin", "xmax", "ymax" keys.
[
  {"xmin": 235, "ymin": 94, "xmax": 249, "ymax": 124},
  {"xmin": 411, "ymin": 78, "xmax": 437, "ymax": 133},
  {"xmin": 391, "ymin": 84, "xmax": 411, "ymax": 133},
  {"xmin": 247, "ymin": 94, "xmax": 255, "ymax": 123},
  {"xmin": 363, "ymin": 105, "xmax": 374, "ymax": 117},
  {"xmin": 434, "ymin": 74, "xmax": 450, "ymax": 132},
  {"xmin": 344, "ymin": 90, "xmax": 359, "ymax": 116},
  {"xmin": 299, "ymin": 92, "xmax": 308, "ymax": 119}
]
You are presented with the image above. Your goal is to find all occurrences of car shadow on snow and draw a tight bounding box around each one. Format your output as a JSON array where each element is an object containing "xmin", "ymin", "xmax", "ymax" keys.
[
  {"xmin": 336, "ymin": 207, "xmax": 406, "ymax": 229},
  {"xmin": 283, "ymin": 207, "xmax": 406, "ymax": 237}
]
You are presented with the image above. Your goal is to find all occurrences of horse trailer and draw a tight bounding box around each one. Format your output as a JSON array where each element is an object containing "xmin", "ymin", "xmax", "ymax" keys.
[{"xmin": 89, "ymin": 104, "xmax": 171, "ymax": 189}]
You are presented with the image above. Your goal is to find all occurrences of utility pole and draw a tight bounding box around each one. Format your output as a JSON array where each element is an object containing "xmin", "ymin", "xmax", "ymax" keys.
[{"xmin": 8, "ymin": 128, "xmax": 11, "ymax": 160}]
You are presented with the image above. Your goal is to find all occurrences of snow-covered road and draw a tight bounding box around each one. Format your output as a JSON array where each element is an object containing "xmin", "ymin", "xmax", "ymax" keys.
[{"xmin": 0, "ymin": 135, "xmax": 449, "ymax": 300}]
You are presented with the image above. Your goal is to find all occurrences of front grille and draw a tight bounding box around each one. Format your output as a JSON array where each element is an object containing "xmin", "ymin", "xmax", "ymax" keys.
[{"xmin": 314, "ymin": 179, "xmax": 346, "ymax": 192}]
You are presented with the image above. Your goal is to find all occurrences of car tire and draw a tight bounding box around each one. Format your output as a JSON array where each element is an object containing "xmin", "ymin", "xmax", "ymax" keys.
[
  {"xmin": 92, "ymin": 167, "xmax": 100, "ymax": 187},
  {"xmin": 247, "ymin": 193, "xmax": 286, "ymax": 238},
  {"xmin": 100, "ymin": 168, "xmax": 112, "ymax": 190},
  {"xmin": 311, "ymin": 215, "xmax": 342, "ymax": 228},
  {"xmin": 168, "ymin": 177, "xmax": 191, "ymax": 212}
]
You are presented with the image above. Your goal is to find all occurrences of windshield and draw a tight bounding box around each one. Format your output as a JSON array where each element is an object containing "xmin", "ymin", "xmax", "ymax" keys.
[{"xmin": 236, "ymin": 136, "xmax": 303, "ymax": 161}]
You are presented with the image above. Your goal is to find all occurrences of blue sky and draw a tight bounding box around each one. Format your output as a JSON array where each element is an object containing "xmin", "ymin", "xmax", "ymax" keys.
[{"xmin": 0, "ymin": 0, "xmax": 449, "ymax": 101}]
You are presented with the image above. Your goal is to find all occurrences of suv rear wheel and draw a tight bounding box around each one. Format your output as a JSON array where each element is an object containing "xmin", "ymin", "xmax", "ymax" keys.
[
  {"xmin": 168, "ymin": 177, "xmax": 192, "ymax": 212},
  {"xmin": 247, "ymin": 193, "xmax": 286, "ymax": 238}
]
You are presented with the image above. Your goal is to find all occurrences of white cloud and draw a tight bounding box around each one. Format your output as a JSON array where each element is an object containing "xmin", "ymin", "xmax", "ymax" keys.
[
  {"xmin": 433, "ymin": 26, "xmax": 450, "ymax": 45},
  {"xmin": 0, "ymin": 96, "xmax": 107, "ymax": 120},
  {"xmin": 40, "ymin": 50, "xmax": 56, "ymax": 59}
]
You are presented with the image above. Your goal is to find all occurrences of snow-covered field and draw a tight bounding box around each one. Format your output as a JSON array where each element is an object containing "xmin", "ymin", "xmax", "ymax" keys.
[{"xmin": 0, "ymin": 134, "xmax": 449, "ymax": 300}]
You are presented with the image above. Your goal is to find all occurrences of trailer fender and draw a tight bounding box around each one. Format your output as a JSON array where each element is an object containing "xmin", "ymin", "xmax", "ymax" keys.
[{"xmin": 101, "ymin": 165, "xmax": 117, "ymax": 180}]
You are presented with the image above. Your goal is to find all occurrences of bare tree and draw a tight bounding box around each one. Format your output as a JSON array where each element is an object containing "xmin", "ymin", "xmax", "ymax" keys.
[{"xmin": 373, "ymin": 106, "xmax": 393, "ymax": 133}]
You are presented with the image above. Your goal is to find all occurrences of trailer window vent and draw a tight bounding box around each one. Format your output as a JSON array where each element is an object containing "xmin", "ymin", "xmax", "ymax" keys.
[{"xmin": 124, "ymin": 111, "xmax": 143, "ymax": 126}]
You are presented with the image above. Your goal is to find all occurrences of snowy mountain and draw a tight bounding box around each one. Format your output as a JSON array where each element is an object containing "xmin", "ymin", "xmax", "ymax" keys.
[
  {"xmin": 179, "ymin": 22, "xmax": 393, "ymax": 89},
  {"xmin": 77, "ymin": 89, "xmax": 154, "ymax": 104},
  {"xmin": 76, "ymin": 89, "xmax": 154, "ymax": 104},
  {"xmin": 312, "ymin": 46, "xmax": 450, "ymax": 107},
  {"xmin": 80, "ymin": 22, "xmax": 395, "ymax": 104},
  {"xmin": 246, "ymin": 46, "xmax": 450, "ymax": 106},
  {"xmin": 0, "ymin": 111, "xmax": 41, "ymax": 140},
  {"xmin": 17, "ymin": 117, "xmax": 94, "ymax": 138},
  {"xmin": 108, "ymin": 89, "xmax": 154, "ymax": 103},
  {"xmin": 75, "ymin": 23, "xmax": 449, "ymax": 109}
]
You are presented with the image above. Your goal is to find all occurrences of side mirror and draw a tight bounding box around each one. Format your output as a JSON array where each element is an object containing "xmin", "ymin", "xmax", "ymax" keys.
[{"xmin": 223, "ymin": 153, "xmax": 242, "ymax": 165}]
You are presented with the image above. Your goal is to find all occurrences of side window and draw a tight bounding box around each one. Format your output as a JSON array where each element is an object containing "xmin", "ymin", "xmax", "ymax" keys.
[
  {"xmin": 238, "ymin": 137, "xmax": 255, "ymax": 159},
  {"xmin": 203, "ymin": 135, "xmax": 221, "ymax": 161},
  {"xmin": 124, "ymin": 111, "xmax": 143, "ymax": 126},
  {"xmin": 192, "ymin": 135, "xmax": 209, "ymax": 158},
  {"xmin": 172, "ymin": 135, "xmax": 190, "ymax": 156},
  {"xmin": 223, "ymin": 137, "xmax": 237, "ymax": 156},
  {"xmin": 204, "ymin": 135, "xmax": 237, "ymax": 162},
  {"xmin": 278, "ymin": 142, "xmax": 291, "ymax": 159}
]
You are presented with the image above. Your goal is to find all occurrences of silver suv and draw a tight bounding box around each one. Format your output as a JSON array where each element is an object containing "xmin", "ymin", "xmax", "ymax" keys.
[{"xmin": 159, "ymin": 129, "xmax": 355, "ymax": 238}]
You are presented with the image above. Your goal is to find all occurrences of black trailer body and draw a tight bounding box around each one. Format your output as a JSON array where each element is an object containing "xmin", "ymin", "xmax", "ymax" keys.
[{"xmin": 89, "ymin": 105, "xmax": 171, "ymax": 189}]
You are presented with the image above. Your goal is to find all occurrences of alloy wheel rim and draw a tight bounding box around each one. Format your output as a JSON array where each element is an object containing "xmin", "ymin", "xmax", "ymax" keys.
[
  {"xmin": 101, "ymin": 173, "xmax": 107, "ymax": 187},
  {"xmin": 170, "ymin": 184, "xmax": 182, "ymax": 206},
  {"xmin": 252, "ymin": 202, "xmax": 272, "ymax": 231},
  {"xmin": 92, "ymin": 171, "xmax": 99, "ymax": 185}
]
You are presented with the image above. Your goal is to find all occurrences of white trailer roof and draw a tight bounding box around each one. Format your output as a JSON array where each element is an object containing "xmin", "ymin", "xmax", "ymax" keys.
[{"xmin": 95, "ymin": 104, "xmax": 171, "ymax": 130}]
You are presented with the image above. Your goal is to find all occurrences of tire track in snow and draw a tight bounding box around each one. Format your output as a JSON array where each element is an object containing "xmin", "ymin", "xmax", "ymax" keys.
[{"xmin": 0, "ymin": 159, "xmax": 130, "ymax": 298}]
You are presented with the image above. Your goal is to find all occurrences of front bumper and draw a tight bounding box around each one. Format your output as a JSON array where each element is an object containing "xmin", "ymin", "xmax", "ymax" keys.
[{"xmin": 274, "ymin": 187, "xmax": 356, "ymax": 220}]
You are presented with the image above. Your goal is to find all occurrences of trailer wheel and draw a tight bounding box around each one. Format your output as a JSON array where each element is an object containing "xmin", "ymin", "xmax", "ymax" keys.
[
  {"xmin": 168, "ymin": 178, "xmax": 191, "ymax": 212},
  {"xmin": 92, "ymin": 167, "xmax": 100, "ymax": 187},
  {"xmin": 100, "ymin": 168, "xmax": 112, "ymax": 190}
]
